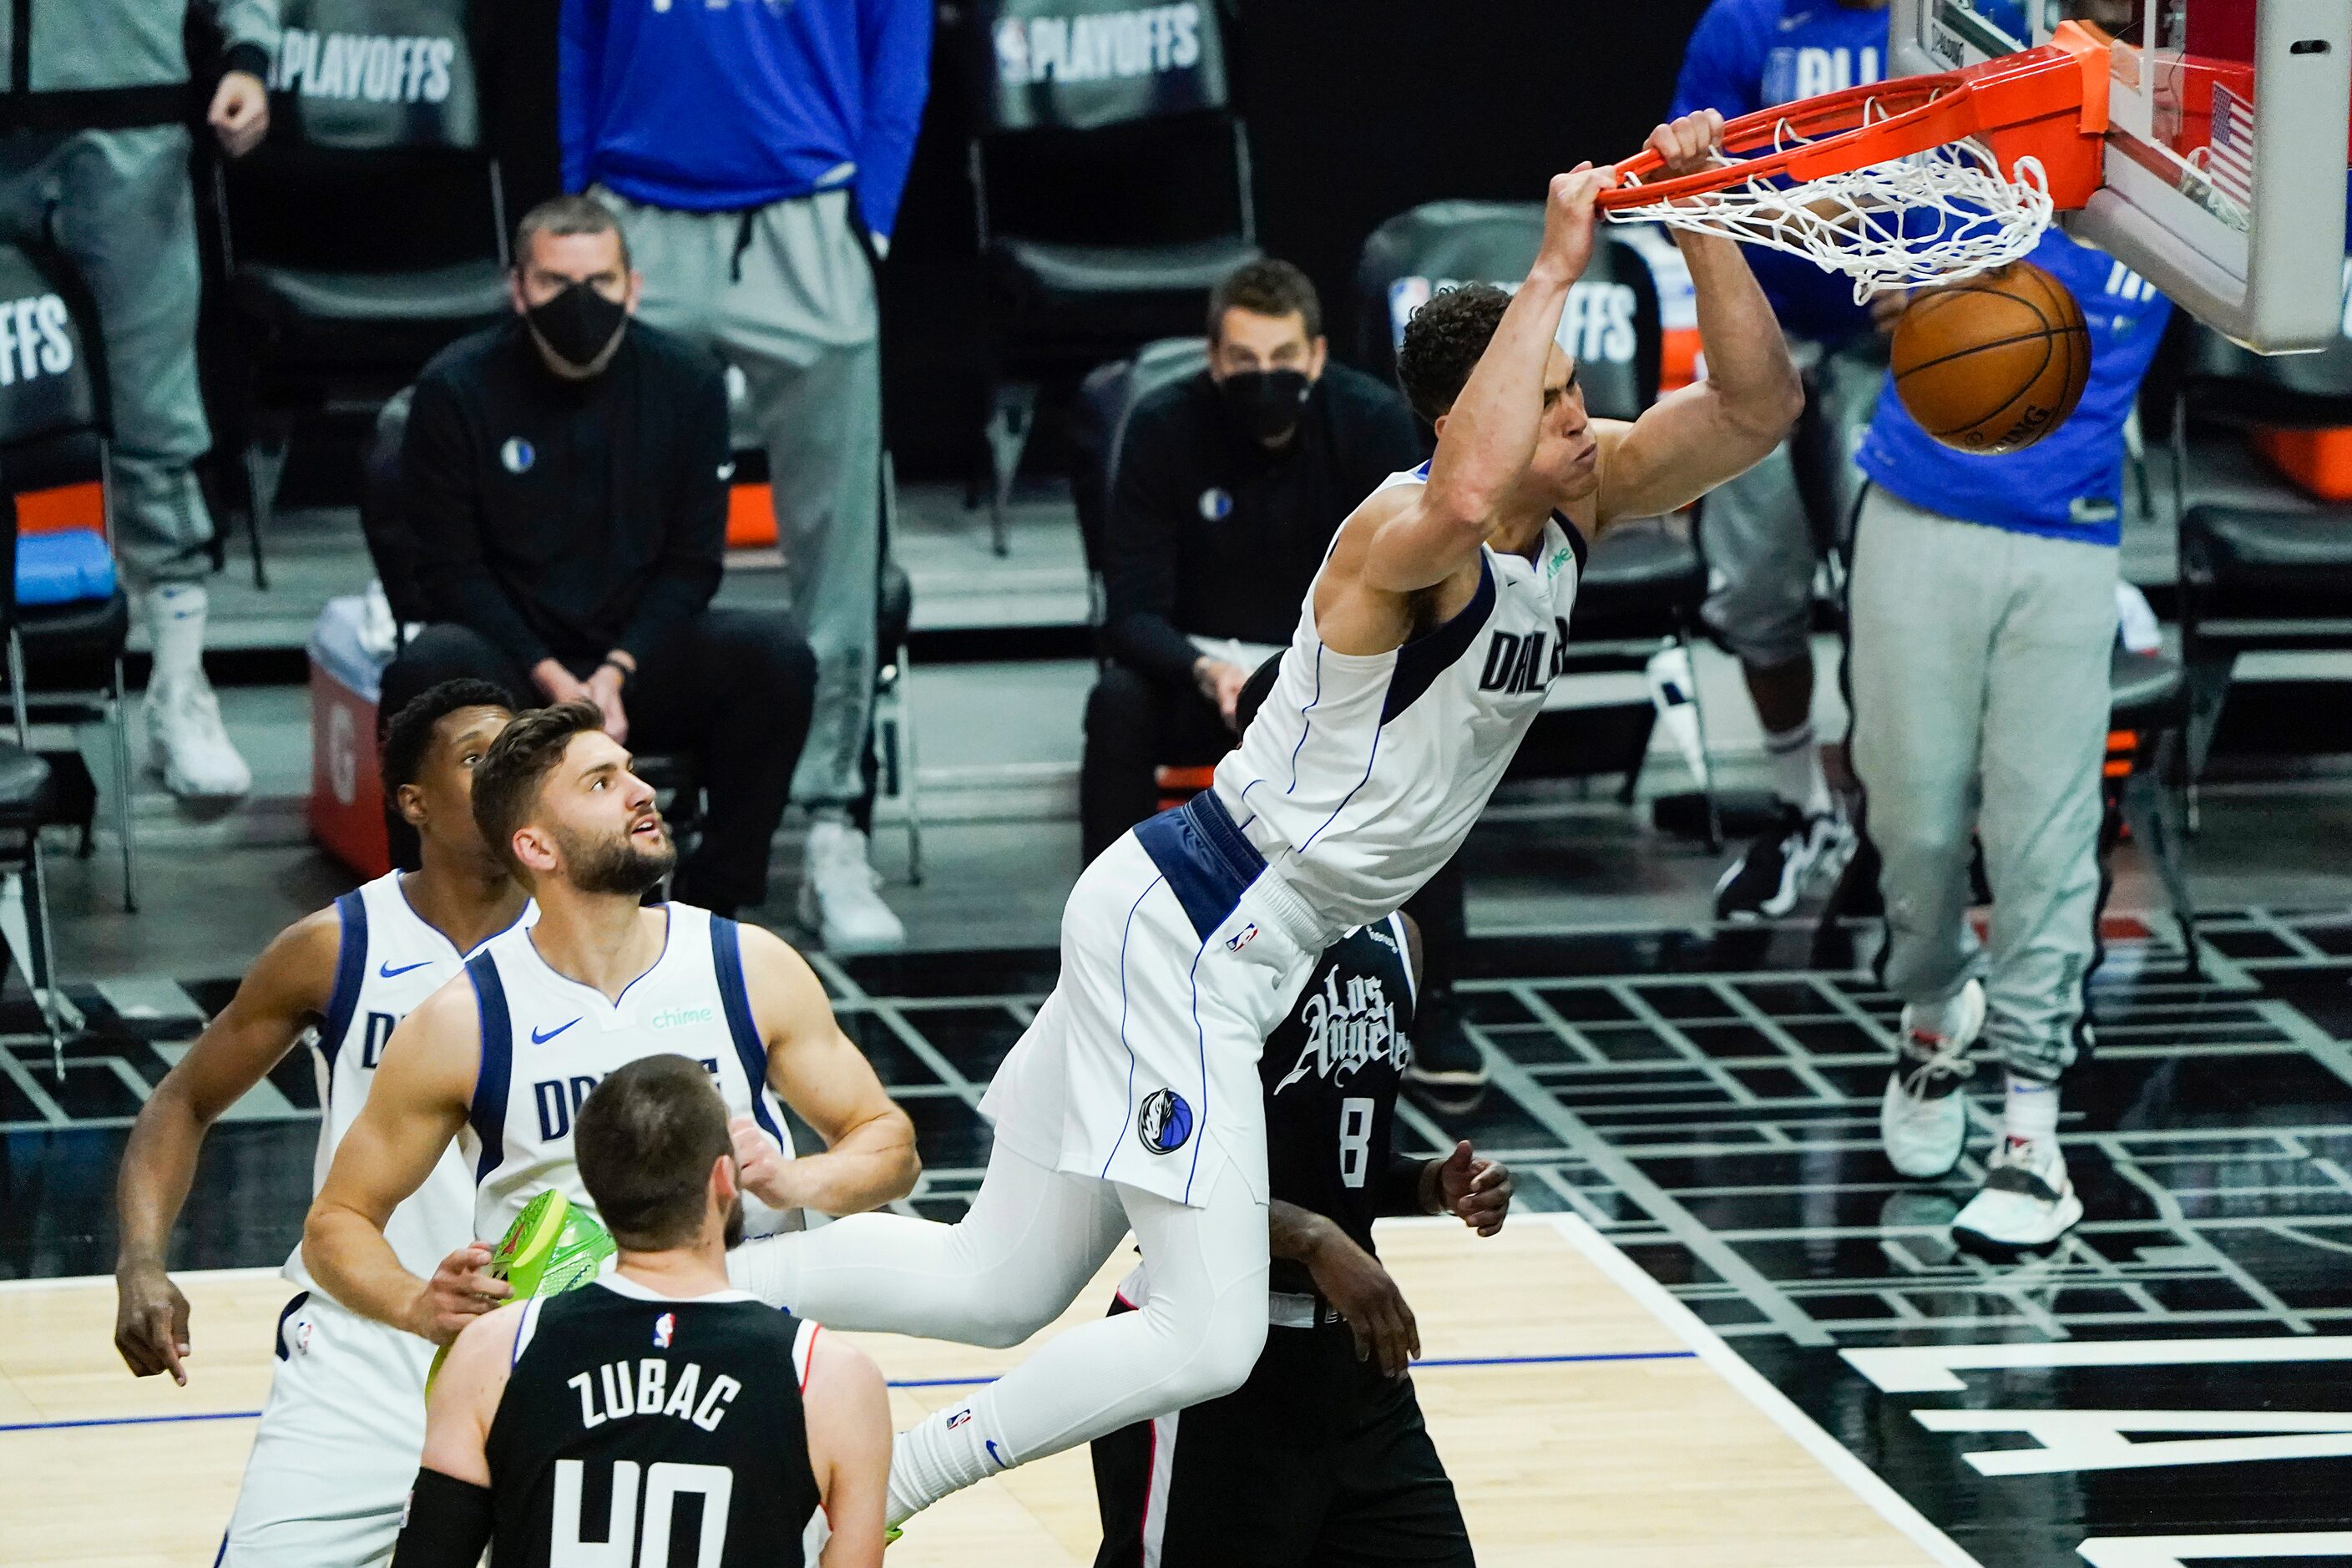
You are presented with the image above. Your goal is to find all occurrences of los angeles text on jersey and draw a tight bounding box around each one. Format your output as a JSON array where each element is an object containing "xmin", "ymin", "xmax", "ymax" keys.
[
  {"xmin": 569, "ymin": 1357, "xmax": 741, "ymax": 1434},
  {"xmin": 1478, "ymin": 616, "xmax": 1573, "ymax": 697},
  {"xmin": 533, "ymin": 1057, "xmax": 725, "ymax": 1142},
  {"xmin": 1272, "ymin": 966, "xmax": 1406, "ymax": 1095}
]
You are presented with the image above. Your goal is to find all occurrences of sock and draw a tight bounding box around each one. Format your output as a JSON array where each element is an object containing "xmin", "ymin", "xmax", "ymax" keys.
[
  {"xmin": 2004, "ymin": 1072, "xmax": 2060, "ymax": 1149},
  {"xmin": 1763, "ymin": 720, "xmax": 1833, "ymax": 819},
  {"xmin": 144, "ymin": 583, "xmax": 209, "ymax": 692},
  {"xmin": 888, "ymin": 1387, "xmax": 1008, "ymax": 1525}
]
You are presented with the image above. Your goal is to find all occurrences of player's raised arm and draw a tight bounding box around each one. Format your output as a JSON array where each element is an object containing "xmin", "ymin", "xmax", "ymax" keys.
[
  {"xmin": 1355, "ymin": 166, "xmax": 1612, "ymax": 594},
  {"xmin": 1594, "ymin": 114, "xmax": 1804, "ymax": 526},
  {"xmin": 803, "ymin": 1330, "xmax": 891, "ymax": 1568},
  {"xmin": 305, "ymin": 979, "xmax": 498, "ymax": 1341},
  {"xmin": 734, "ymin": 922, "xmax": 918, "ymax": 1217},
  {"xmin": 113, "ymin": 909, "xmax": 341, "ymax": 1383},
  {"xmin": 389, "ymin": 1302, "xmax": 522, "ymax": 1568}
]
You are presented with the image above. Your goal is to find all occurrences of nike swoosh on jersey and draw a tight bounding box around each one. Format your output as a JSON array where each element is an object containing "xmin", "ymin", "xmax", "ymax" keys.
[
  {"xmin": 379, "ymin": 959, "xmax": 433, "ymax": 978},
  {"xmin": 532, "ymin": 1018, "xmax": 582, "ymax": 1043}
]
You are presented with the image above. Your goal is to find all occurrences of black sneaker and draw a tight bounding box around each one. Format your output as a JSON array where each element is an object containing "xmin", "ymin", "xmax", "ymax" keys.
[
  {"xmin": 1403, "ymin": 990, "xmax": 1488, "ymax": 1112},
  {"xmin": 1712, "ymin": 806, "xmax": 1855, "ymax": 923}
]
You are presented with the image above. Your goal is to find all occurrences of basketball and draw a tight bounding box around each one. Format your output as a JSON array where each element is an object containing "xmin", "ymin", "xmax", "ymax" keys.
[{"xmin": 1889, "ymin": 260, "xmax": 2092, "ymax": 455}]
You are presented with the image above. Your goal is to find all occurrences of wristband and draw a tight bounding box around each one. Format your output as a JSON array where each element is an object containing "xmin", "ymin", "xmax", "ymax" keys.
[{"xmin": 597, "ymin": 658, "xmax": 632, "ymax": 690}]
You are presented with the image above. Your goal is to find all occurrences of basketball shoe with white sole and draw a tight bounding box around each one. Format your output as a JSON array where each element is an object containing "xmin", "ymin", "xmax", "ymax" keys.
[
  {"xmin": 1952, "ymin": 1136, "xmax": 2082, "ymax": 1251},
  {"xmin": 1879, "ymin": 978, "xmax": 1985, "ymax": 1179},
  {"xmin": 1712, "ymin": 806, "xmax": 1855, "ymax": 922}
]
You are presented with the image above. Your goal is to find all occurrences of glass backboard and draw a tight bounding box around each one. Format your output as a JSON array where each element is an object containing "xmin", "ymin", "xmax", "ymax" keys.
[{"xmin": 1893, "ymin": 0, "xmax": 2352, "ymax": 350}]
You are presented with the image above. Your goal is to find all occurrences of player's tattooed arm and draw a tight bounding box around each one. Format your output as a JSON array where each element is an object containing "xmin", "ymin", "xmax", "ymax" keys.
[
  {"xmin": 1271, "ymin": 1201, "xmax": 1420, "ymax": 1378},
  {"xmin": 114, "ymin": 908, "xmax": 341, "ymax": 1383},
  {"xmin": 736, "ymin": 923, "xmax": 919, "ymax": 1217},
  {"xmin": 306, "ymin": 979, "xmax": 501, "ymax": 1343},
  {"xmin": 1591, "ymin": 113, "xmax": 1804, "ymax": 529},
  {"xmin": 803, "ymin": 1331, "xmax": 892, "ymax": 1567}
]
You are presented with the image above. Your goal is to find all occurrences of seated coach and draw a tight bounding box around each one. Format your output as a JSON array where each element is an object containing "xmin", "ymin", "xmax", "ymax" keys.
[
  {"xmin": 382, "ymin": 195, "xmax": 815, "ymax": 918},
  {"xmin": 1083, "ymin": 258, "xmax": 1486, "ymax": 1106}
]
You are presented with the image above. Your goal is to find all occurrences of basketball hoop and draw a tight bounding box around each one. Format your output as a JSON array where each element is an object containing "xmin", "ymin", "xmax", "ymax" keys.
[{"xmin": 1598, "ymin": 22, "xmax": 2114, "ymax": 300}]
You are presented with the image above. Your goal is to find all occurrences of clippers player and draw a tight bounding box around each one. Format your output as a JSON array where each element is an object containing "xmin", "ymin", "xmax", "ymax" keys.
[
  {"xmin": 1093, "ymin": 883, "xmax": 1515, "ymax": 1568},
  {"xmin": 111, "ymin": 680, "xmax": 529, "ymax": 1567},
  {"xmin": 392, "ymin": 1055, "xmax": 890, "ymax": 1568},
  {"xmin": 304, "ymin": 699, "xmax": 918, "ymax": 1353},
  {"xmin": 729, "ymin": 112, "xmax": 1801, "ymax": 1527}
]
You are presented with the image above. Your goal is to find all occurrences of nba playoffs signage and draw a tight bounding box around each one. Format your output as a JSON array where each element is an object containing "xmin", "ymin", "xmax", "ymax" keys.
[
  {"xmin": 977, "ymin": 0, "xmax": 1228, "ymax": 131},
  {"xmin": 266, "ymin": 0, "xmax": 480, "ymax": 149},
  {"xmin": 0, "ymin": 246, "xmax": 98, "ymax": 445},
  {"xmin": 1385, "ymin": 275, "xmax": 1641, "ymax": 368}
]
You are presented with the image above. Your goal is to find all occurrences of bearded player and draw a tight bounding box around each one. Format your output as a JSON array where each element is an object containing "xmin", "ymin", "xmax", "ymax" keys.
[
  {"xmin": 303, "ymin": 699, "xmax": 917, "ymax": 1355},
  {"xmin": 113, "ymin": 680, "xmax": 529, "ymax": 1567},
  {"xmin": 729, "ymin": 111, "xmax": 1802, "ymax": 1528}
]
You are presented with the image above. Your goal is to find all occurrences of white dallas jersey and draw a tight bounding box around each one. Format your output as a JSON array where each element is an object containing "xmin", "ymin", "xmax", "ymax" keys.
[
  {"xmin": 457, "ymin": 903, "xmax": 797, "ymax": 1242},
  {"xmin": 1211, "ymin": 461, "xmax": 1586, "ymax": 934},
  {"xmin": 286, "ymin": 873, "xmax": 534, "ymax": 1290}
]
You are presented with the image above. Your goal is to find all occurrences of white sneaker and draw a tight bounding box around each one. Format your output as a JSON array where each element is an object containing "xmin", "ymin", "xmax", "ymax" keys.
[
  {"xmin": 798, "ymin": 819, "xmax": 905, "ymax": 953},
  {"xmin": 1953, "ymin": 1136, "xmax": 2083, "ymax": 1251},
  {"xmin": 144, "ymin": 677, "xmax": 251, "ymax": 801},
  {"xmin": 1879, "ymin": 979, "xmax": 1985, "ymax": 1179}
]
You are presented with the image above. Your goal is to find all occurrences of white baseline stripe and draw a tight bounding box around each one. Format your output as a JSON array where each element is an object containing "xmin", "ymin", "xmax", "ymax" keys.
[
  {"xmin": 0, "ymin": 1265, "xmax": 287, "ymax": 1294},
  {"xmin": 1546, "ymin": 1212, "xmax": 1983, "ymax": 1568}
]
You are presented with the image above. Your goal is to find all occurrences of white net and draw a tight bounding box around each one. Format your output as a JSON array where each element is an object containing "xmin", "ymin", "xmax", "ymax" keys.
[{"xmin": 1603, "ymin": 134, "xmax": 2056, "ymax": 301}]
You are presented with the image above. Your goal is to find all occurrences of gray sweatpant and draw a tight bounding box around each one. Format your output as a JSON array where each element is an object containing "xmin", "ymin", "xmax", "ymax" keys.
[
  {"xmin": 0, "ymin": 126, "xmax": 216, "ymax": 589},
  {"xmin": 1849, "ymin": 485, "xmax": 2117, "ymax": 1083},
  {"xmin": 602, "ymin": 185, "xmax": 883, "ymax": 810},
  {"xmin": 1701, "ymin": 336, "xmax": 1883, "ymax": 671}
]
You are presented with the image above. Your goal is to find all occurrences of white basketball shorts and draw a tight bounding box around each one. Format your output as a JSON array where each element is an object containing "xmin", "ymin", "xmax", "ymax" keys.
[
  {"xmin": 220, "ymin": 1288, "xmax": 433, "ymax": 1568},
  {"xmin": 981, "ymin": 792, "xmax": 1325, "ymax": 1207}
]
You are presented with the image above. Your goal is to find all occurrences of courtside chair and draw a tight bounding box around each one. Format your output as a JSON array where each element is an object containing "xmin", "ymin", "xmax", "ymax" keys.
[
  {"xmin": 0, "ymin": 239, "xmax": 138, "ymax": 929},
  {"xmin": 2106, "ymin": 645, "xmax": 2200, "ymax": 974},
  {"xmin": 963, "ymin": 0, "xmax": 1259, "ymax": 554},
  {"xmin": 2168, "ymin": 312, "xmax": 2352, "ymax": 829},
  {"xmin": 219, "ymin": 0, "xmax": 509, "ymax": 588}
]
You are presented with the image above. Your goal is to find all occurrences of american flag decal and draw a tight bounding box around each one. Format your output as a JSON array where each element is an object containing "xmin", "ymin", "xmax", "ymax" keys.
[{"xmin": 2203, "ymin": 83, "xmax": 2256, "ymax": 212}]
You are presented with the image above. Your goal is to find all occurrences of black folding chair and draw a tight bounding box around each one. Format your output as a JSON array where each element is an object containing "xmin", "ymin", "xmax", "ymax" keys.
[
  {"xmin": 219, "ymin": 0, "xmax": 510, "ymax": 587},
  {"xmin": 964, "ymin": 0, "xmax": 1259, "ymax": 553}
]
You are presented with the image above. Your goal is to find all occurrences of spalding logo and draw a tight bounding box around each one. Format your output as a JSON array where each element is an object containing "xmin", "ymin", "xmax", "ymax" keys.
[{"xmin": 1136, "ymin": 1088, "xmax": 1194, "ymax": 1155}]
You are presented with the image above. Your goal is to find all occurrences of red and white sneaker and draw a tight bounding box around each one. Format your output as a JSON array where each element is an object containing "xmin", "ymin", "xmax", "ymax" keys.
[{"xmin": 1953, "ymin": 1136, "xmax": 2083, "ymax": 1251}]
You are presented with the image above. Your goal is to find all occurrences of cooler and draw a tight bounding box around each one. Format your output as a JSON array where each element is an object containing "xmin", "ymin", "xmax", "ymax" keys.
[{"xmin": 308, "ymin": 595, "xmax": 391, "ymax": 878}]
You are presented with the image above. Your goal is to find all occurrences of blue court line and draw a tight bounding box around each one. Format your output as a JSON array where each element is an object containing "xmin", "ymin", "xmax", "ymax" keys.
[{"xmin": 0, "ymin": 1349, "xmax": 1699, "ymax": 1434}]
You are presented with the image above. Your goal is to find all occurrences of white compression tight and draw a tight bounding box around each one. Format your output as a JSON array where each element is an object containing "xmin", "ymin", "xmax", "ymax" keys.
[{"xmin": 731, "ymin": 1146, "xmax": 1270, "ymax": 1523}]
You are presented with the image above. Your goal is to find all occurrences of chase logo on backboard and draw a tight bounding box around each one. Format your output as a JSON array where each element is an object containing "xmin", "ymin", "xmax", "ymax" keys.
[{"xmin": 1136, "ymin": 1088, "xmax": 1194, "ymax": 1155}]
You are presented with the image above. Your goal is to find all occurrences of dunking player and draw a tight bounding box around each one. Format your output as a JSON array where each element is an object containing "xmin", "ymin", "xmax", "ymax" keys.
[
  {"xmin": 304, "ymin": 700, "xmax": 918, "ymax": 1353},
  {"xmin": 1094, "ymin": 661, "xmax": 1515, "ymax": 1567},
  {"xmin": 729, "ymin": 112, "xmax": 1801, "ymax": 1526},
  {"xmin": 391, "ymin": 1056, "xmax": 890, "ymax": 1568},
  {"xmin": 111, "ymin": 680, "xmax": 528, "ymax": 1567}
]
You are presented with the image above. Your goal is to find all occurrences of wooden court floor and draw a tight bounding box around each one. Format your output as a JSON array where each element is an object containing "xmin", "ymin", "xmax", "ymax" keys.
[{"xmin": 0, "ymin": 1216, "xmax": 1964, "ymax": 1567}]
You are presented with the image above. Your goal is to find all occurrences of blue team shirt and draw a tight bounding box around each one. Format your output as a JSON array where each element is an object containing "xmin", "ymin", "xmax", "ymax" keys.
[
  {"xmin": 1856, "ymin": 227, "xmax": 2172, "ymax": 546},
  {"xmin": 1669, "ymin": 0, "xmax": 2026, "ymax": 343}
]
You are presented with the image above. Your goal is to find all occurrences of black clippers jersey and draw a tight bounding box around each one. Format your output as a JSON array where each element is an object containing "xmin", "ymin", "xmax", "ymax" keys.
[
  {"xmin": 483, "ymin": 1277, "xmax": 825, "ymax": 1568},
  {"xmin": 1260, "ymin": 913, "xmax": 1417, "ymax": 1296}
]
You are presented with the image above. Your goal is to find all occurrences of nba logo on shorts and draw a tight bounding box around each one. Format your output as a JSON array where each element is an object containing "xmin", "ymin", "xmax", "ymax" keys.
[
  {"xmin": 1137, "ymin": 1088, "xmax": 1194, "ymax": 1155},
  {"xmin": 652, "ymin": 1312, "xmax": 675, "ymax": 1349},
  {"xmin": 1226, "ymin": 923, "xmax": 1258, "ymax": 953}
]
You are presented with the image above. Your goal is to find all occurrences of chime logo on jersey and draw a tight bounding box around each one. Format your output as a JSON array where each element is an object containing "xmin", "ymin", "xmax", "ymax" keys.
[
  {"xmin": 1479, "ymin": 616, "xmax": 1573, "ymax": 696},
  {"xmin": 1136, "ymin": 1088, "xmax": 1194, "ymax": 1155},
  {"xmin": 652, "ymin": 1313, "xmax": 675, "ymax": 1350},
  {"xmin": 1272, "ymin": 968, "xmax": 1404, "ymax": 1095}
]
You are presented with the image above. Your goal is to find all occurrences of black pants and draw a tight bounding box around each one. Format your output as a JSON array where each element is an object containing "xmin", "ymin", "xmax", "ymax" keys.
[
  {"xmin": 1092, "ymin": 1302, "xmax": 1473, "ymax": 1567},
  {"xmin": 380, "ymin": 613, "xmax": 816, "ymax": 912},
  {"xmin": 1080, "ymin": 660, "xmax": 1469, "ymax": 995}
]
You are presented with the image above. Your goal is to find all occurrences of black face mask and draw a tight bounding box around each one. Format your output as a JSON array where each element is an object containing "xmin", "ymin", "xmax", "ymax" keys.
[
  {"xmin": 524, "ymin": 281, "xmax": 629, "ymax": 375},
  {"xmin": 1221, "ymin": 369, "xmax": 1312, "ymax": 443}
]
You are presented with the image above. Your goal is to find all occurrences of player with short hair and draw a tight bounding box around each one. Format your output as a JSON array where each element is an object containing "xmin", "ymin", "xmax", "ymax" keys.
[
  {"xmin": 302, "ymin": 698, "xmax": 918, "ymax": 1354},
  {"xmin": 726, "ymin": 114, "xmax": 1801, "ymax": 1530},
  {"xmin": 391, "ymin": 1053, "xmax": 890, "ymax": 1568},
  {"xmin": 1091, "ymin": 660, "xmax": 1514, "ymax": 1567},
  {"xmin": 112, "ymin": 679, "xmax": 529, "ymax": 1567}
]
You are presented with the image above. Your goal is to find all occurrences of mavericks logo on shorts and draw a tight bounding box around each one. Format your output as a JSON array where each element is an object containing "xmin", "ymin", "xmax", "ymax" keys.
[{"xmin": 1137, "ymin": 1088, "xmax": 1194, "ymax": 1155}]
